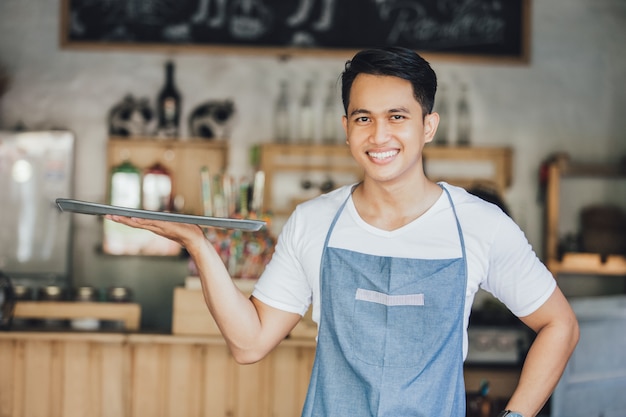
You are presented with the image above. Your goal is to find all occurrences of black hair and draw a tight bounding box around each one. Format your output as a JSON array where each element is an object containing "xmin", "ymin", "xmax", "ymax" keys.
[{"xmin": 340, "ymin": 46, "xmax": 437, "ymax": 118}]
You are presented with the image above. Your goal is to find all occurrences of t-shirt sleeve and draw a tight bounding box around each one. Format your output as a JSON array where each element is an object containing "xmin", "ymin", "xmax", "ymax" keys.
[
  {"xmin": 481, "ymin": 215, "xmax": 557, "ymax": 317},
  {"xmin": 252, "ymin": 208, "xmax": 313, "ymax": 317}
]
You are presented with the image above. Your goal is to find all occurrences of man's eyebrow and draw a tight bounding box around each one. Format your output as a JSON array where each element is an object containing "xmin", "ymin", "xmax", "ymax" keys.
[
  {"xmin": 348, "ymin": 108, "xmax": 371, "ymax": 117},
  {"xmin": 388, "ymin": 106, "xmax": 411, "ymax": 114},
  {"xmin": 349, "ymin": 107, "xmax": 411, "ymax": 117}
]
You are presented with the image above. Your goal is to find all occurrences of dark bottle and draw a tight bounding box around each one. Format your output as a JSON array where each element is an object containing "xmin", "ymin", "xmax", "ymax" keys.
[{"xmin": 157, "ymin": 61, "xmax": 181, "ymax": 138}]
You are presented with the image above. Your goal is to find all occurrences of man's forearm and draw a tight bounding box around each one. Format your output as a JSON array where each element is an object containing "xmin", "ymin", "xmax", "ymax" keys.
[
  {"xmin": 505, "ymin": 316, "xmax": 579, "ymax": 416},
  {"xmin": 187, "ymin": 237, "xmax": 300, "ymax": 364}
]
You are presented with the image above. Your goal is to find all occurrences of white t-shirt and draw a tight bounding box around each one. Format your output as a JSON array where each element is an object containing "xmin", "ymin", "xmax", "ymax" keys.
[{"xmin": 253, "ymin": 183, "xmax": 556, "ymax": 358}]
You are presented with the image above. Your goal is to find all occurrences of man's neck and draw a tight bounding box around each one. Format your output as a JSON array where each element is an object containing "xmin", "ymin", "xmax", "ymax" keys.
[{"xmin": 351, "ymin": 178, "xmax": 442, "ymax": 231}]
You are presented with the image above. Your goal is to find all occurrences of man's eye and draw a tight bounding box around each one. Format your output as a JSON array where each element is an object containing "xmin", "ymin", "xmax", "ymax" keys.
[
  {"xmin": 355, "ymin": 116, "xmax": 370, "ymax": 123},
  {"xmin": 391, "ymin": 114, "xmax": 405, "ymax": 120}
]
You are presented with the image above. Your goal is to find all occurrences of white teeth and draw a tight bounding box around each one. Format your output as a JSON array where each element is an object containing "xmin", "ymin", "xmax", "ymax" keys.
[{"xmin": 368, "ymin": 150, "xmax": 398, "ymax": 160}]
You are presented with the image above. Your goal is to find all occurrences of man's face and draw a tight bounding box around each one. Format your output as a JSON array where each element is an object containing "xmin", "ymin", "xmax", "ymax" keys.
[{"xmin": 342, "ymin": 73, "xmax": 438, "ymax": 185}]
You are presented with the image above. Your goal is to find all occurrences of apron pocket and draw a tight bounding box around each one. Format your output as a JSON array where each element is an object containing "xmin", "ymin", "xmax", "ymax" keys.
[{"xmin": 351, "ymin": 288, "xmax": 431, "ymax": 368}]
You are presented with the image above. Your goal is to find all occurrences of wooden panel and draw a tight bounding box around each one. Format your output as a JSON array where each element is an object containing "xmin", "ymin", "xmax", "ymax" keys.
[
  {"xmin": 270, "ymin": 345, "xmax": 315, "ymax": 417},
  {"xmin": 234, "ymin": 360, "xmax": 268, "ymax": 417},
  {"xmin": 100, "ymin": 342, "xmax": 128, "ymax": 417},
  {"xmin": 129, "ymin": 343, "xmax": 164, "ymax": 417},
  {"xmin": 164, "ymin": 344, "xmax": 202, "ymax": 417},
  {"xmin": 61, "ymin": 342, "xmax": 96, "ymax": 417},
  {"xmin": 545, "ymin": 162, "xmax": 561, "ymax": 264},
  {"xmin": 172, "ymin": 287, "xmax": 220, "ymax": 337},
  {"xmin": 0, "ymin": 339, "xmax": 16, "ymax": 417},
  {"xmin": 22, "ymin": 341, "xmax": 54, "ymax": 417},
  {"xmin": 202, "ymin": 344, "xmax": 236, "ymax": 417}
]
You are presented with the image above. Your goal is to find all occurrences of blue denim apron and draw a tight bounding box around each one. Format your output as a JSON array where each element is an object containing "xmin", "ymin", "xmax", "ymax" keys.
[{"xmin": 301, "ymin": 186, "xmax": 468, "ymax": 417}]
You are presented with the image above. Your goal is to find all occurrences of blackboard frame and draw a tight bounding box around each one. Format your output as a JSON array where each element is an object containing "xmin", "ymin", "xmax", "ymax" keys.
[{"xmin": 59, "ymin": 0, "xmax": 531, "ymax": 64}]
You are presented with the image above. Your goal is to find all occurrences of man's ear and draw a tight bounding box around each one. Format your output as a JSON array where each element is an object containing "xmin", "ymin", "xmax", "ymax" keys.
[{"xmin": 424, "ymin": 112, "xmax": 440, "ymax": 144}]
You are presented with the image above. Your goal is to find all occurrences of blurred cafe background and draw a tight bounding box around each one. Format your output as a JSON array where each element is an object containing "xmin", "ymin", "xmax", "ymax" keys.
[{"xmin": 0, "ymin": 1, "xmax": 624, "ymax": 416}]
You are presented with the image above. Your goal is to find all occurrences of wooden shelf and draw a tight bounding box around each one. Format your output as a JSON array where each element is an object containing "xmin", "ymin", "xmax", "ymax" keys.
[
  {"xmin": 107, "ymin": 137, "xmax": 228, "ymax": 216},
  {"xmin": 544, "ymin": 155, "xmax": 626, "ymax": 277},
  {"xmin": 258, "ymin": 143, "xmax": 513, "ymax": 217},
  {"xmin": 424, "ymin": 145, "xmax": 513, "ymax": 193},
  {"xmin": 558, "ymin": 162, "xmax": 626, "ymax": 178},
  {"xmin": 13, "ymin": 301, "xmax": 141, "ymax": 330},
  {"xmin": 258, "ymin": 143, "xmax": 362, "ymax": 216},
  {"xmin": 548, "ymin": 253, "xmax": 626, "ymax": 276}
]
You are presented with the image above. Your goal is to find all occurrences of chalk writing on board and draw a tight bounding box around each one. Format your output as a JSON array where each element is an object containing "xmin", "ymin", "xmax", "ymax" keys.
[
  {"xmin": 380, "ymin": 1, "xmax": 507, "ymax": 47},
  {"xmin": 65, "ymin": 0, "xmax": 526, "ymax": 58}
]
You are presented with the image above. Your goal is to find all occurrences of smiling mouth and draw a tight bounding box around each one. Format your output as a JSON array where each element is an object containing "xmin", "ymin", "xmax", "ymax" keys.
[{"xmin": 367, "ymin": 150, "xmax": 399, "ymax": 160}]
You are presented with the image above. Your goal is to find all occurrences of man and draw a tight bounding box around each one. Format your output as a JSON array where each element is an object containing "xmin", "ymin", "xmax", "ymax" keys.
[{"xmin": 109, "ymin": 47, "xmax": 579, "ymax": 417}]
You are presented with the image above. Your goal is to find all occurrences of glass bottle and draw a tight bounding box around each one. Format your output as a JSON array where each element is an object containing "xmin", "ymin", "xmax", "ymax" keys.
[
  {"xmin": 110, "ymin": 159, "xmax": 141, "ymax": 209},
  {"xmin": 142, "ymin": 162, "xmax": 173, "ymax": 212},
  {"xmin": 321, "ymin": 81, "xmax": 338, "ymax": 145},
  {"xmin": 157, "ymin": 61, "xmax": 181, "ymax": 139},
  {"xmin": 274, "ymin": 80, "xmax": 290, "ymax": 144},
  {"xmin": 434, "ymin": 84, "xmax": 450, "ymax": 146},
  {"xmin": 298, "ymin": 80, "xmax": 314, "ymax": 145},
  {"xmin": 457, "ymin": 84, "xmax": 471, "ymax": 146}
]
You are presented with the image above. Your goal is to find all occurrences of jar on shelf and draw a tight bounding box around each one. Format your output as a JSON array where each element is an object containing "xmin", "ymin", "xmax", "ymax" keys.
[
  {"xmin": 10, "ymin": 284, "xmax": 33, "ymax": 329},
  {"xmin": 71, "ymin": 286, "xmax": 101, "ymax": 331},
  {"xmin": 102, "ymin": 286, "xmax": 133, "ymax": 331},
  {"xmin": 106, "ymin": 286, "xmax": 133, "ymax": 303},
  {"xmin": 38, "ymin": 285, "xmax": 67, "ymax": 329}
]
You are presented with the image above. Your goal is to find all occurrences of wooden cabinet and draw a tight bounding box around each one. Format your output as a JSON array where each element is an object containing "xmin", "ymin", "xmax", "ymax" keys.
[
  {"xmin": 544, "ymin": 156, "xmax": 626, "ymax": 276},
  {"xmin": 107, "ymin": 137, "xmax": 228, "ymax": 216},
  {"xmin": 0, "ymin": 332, "xmax": 315, "ymax": 417}
]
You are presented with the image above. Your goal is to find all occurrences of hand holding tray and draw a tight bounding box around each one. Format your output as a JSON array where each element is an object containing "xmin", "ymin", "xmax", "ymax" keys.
[{"xmin": 55, "ymin": 198, "xmax": 266, "ymax": 231}]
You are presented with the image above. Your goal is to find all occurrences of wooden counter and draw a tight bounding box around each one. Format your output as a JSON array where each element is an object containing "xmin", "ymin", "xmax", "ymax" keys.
[
  {"xmin": 0, "ymin": 331, "xmax": 315, "ymax": 417},
  {"xmin": 0, "ymin": 331, "xmax": 520, "ymax": 417}
]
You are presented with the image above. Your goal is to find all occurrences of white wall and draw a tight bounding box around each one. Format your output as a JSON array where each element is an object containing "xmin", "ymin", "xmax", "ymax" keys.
[{"xmin": 1, "ymin": 0, "xmax": 625, "ymax": 329}]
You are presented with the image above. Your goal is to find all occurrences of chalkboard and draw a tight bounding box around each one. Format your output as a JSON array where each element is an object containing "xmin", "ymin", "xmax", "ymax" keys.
[{"xmin": 60, "ymin": 0, "xmax": 530, "ymax": 62}]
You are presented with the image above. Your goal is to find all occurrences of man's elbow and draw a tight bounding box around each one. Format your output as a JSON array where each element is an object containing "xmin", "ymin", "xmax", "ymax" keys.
[
  {"xmin": 230, "ymin": 346, "xmax": 269, "ymax": 365},
  {"xmin": 567, "ymin": 314, "xmax": 580, "ymax": 352}
]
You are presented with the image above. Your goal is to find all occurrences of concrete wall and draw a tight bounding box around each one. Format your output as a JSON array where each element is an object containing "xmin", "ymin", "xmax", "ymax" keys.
[{"xmin": 1, "ymin": 0, "xmax": 625, "ymax": 330}]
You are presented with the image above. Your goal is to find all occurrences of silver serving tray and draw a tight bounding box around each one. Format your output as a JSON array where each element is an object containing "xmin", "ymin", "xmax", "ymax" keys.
[{"xmin": 55, "ymin": 198, "xmax": 265, "ymax": 231}]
